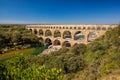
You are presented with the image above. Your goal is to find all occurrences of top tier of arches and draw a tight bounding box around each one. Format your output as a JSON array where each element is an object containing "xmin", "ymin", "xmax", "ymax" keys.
[{"xmin": 26, "ymin": 24, "xmax": 117, "ymax": 31}]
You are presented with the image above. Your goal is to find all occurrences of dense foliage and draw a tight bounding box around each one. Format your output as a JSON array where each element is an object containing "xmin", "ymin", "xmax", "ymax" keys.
[
  {"xmin": 0, "ymin": 25, "xmax": 40, "ymax": 53},
  {"xmin": 75, "ymin": 25, "xmax": 120, "ymax": 80},
  {"xmin": 0, "ymin": 54, "xmax": 63, "ymax": 80}
]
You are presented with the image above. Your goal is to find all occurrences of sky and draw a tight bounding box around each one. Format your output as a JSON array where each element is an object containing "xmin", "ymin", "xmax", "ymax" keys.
[{"xmin": 0, "ymin": 0, "xmax": 120, "ymax": 24}]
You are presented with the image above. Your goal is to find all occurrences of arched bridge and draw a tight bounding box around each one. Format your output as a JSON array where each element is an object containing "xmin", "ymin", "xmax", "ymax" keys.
[{"xmin": 26, "ymin": 24, "xmax": 117, "ymax": 47}]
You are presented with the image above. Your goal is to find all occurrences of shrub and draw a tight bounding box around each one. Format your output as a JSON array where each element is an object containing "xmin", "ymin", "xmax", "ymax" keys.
[{"xmin": 71, "ymin": 44, "xmax": 86, "ymax": 55}]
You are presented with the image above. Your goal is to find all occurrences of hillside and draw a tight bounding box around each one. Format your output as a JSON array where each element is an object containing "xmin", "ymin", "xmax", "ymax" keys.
[
  {"xmin": 0, "ymin": 25, "xmax": 40, "ymax": 54},
  {"xmin": 0, "ymin": 25, "xmax": 120, "ymax": 80}
]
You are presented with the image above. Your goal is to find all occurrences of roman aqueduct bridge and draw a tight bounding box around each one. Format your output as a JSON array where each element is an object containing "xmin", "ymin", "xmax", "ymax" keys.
[{"xmin": 26, "ymin": 24, "xmax": 117, "ymax": 47}]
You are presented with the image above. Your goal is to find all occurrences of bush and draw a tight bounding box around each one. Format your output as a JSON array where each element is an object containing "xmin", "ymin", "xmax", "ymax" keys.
[
  {"xmin": 64, "ymin": 55, "xmax": 85, "ymax": 73},
  {"xmin": 71, "ymin": 44, "xmax": 86, "ymax": 55},
  {"xmin": 89, "ymin": 42, "xmax": 105, "ymax": 52}
]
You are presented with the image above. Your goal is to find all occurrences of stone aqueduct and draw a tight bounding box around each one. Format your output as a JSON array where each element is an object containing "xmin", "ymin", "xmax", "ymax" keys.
[{"xmin": 26, "ymin": 24, "xmax": 117, "ymax": 47}]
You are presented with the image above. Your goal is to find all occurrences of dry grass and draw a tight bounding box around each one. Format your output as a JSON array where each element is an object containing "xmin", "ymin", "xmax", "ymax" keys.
[{"xmin": 0, "ymin": 48, "xmax": 35, "ymax": 60}]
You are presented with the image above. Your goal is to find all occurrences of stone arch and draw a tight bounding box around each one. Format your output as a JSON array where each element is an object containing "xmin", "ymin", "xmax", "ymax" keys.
[
  {"xmin": 45, "ymin": 38, "xmax": 52, "ymax": 46},
  {"xmin": 29, "ymin": 29, "xmax": 32, "ymax": 32},
  {"xmin": 83, "ymin": 27, "xmax": 86, "ymax": 30},
  {"xmin": 53, "ymin": 39, "xmax": 61, "ymax": 46},
  {"xmin": 63, "ymin": 31, "xmax": 72, "ymax": 39},
  {"xmin": 97, "ymin": 27, "xmax": 101, "ymax": 30},
  {"xmin": 66, "ymin": 27, "xmax": 68, "ymax": 29},
  {"xmin": 34, "ymin": 29, "xmax": 37, "ymax": 34},
  {"xmin": 59, "ymin": 27, "xmax": 61, "ymax": 29},
  {"xmin": 87, "ymin": 32, "xmax": 98, "ymax": 42},
  {"xmin": 54, "ymin": 30, "xmax": 61, "ymax": 38},
  {"xmin": 45, "ymin": 30, "xmax": 52, "ymax": 37},
  {"xmin": 92, "ymin": 27, "xmax": 95, "ymax": 30},
  {"xmin": 87, "ymin": 27, "xmax": 91, "ymax": 30},
  {"xmin": 74, "ymin": 27, "xmax": 76, "ymax": 29},
  {"xmin": 74, "ymin": 31, "xmax": 85, "ymax": 40},
  {"xmin": 102, "ymin": 27, "xmax": 106, "ymax": 30},
  {"xmin": 38, "ymin": 37, "xmax": 44, "ymax": 44},
  {"xmin": 78, "ymin": 27, "xmax": 81, "ymax": 29},
  {"xmin": 62, "ymin": 41, "xmax": 71, "ymax": 47},
  {"xmin": 39, "ymin": 29, "xmax": 43, "ymax": 36}
]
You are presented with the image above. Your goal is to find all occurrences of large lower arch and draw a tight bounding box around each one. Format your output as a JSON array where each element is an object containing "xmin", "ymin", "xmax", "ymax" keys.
[
  {"xmin": 74, "ymin": 31, "xmax": 85, "ymax": 41},
  {"xmin": 54, "ymin": 30, "xmax": 61, "ymax": 38},
  {"xmin": 63, "ymin": 31, "xmax": 72, "ymax": 39},
  {"xmin": 88, "ymin": 32, "xmax": 98, "ymax": 42},
  {"xmin": 45, "ymin": 38, "xmax": 52, "ymax": 46},
  {"xmin": 62, "ymin": 41, "xmax": 71, "ymax": 47},
  {"xmin": 53, "ymin": 39, "xmax": 61, "ymax": 46},
  {"xmin": 45, "ymin": 30, "xmax": 52, "ymax": 37},
  {"xmin": 34, "ymin": 29, "xmax": 37, "ymax": 34},
  {"xmin": 39, "ymin": 29, "xmax": 43, "ymax": 36}
]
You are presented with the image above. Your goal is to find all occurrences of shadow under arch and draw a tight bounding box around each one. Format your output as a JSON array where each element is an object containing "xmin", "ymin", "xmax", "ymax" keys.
[
  {"xmin": 34, "ymin": 29, "xmax": 37, "ymax": 34},
  {"xmin": 63, "ymin": 31, "xmax": 72, "ymax": 39},
  {"xmin": 45, "ymin": 30, "xmax": 52, "ymax": 37},
  {"xmin": 45, "ymin": 38, "xmax": 52, "ymax": 46},
  {"xmin": 53, "ymin": 39, "xmax": 61, "ymax": 46},
  {"xmin": 39, "ymin": 29, "xmax": 44, "ymax": 36},
  {"xmin": 29, "ymin": 29, "xmax": 32, "ymax": 32},
  {"xmin": 62, "ymin": 41, "xmax": 71, "ymax": 47},
  {"xmin": 74, "ymin": 31, "xmax": 85, "ymax": 41},
  {"xmin": 54, "ymin": 30, "xmax": 61, "ymax": 38}
]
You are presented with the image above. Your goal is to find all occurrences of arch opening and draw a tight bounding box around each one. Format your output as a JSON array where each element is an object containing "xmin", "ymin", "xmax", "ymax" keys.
[
  {"xmin": 45, "ymin": 38, "xmax": 52, "ymax": 46},
  {"xmin": 45, "ymin": 30, "xmax": 52, "ymax": 37},
  {"xmin": 74, "ymin": 31, "xmax": 85, "ymax": 41},
  {"xmin": 92, "ymin": 27, "xmax": 95, "ymax": 30},
  {"xmin": 54, "ymin": 30, "xmax": 61, "ymax": 38},
  {"xmin": 38, "ymin": 37, "xmax": 44, "ymax": 43},
  {"xmin": 53, "ymin": 39, "xmax": 61, "ymax": 46},
  {"xmin": 29, "ymin": 29, "xmax": 32, "ymax": 32},
  {"xmin": 97, "ymin": 27, "xmax": 101, "ymax": 30},
  {"xmin": 102, "ymin": 27, "xmax": 106, "ymax": 30},
  {"xmin": 87, "ymin": 27, "xmax": 91, "ymax": 30},
  {"xmin": 88, "ymin": 32, "xmax": 98, "ymax": 42},
  {"xmin": 62, "ymin": 41, "xmax": 71, "ymax": 47},
  {"xmin": 39, "ymin": 29, "xmax": 43, "ymax": 36},
  {"xmin": 34, "ymin": 29, "xmax": 37, "ymax": 34},
  {"xmin": 63, "ymin": 31, "xmax": 72, "ymax": 39}
]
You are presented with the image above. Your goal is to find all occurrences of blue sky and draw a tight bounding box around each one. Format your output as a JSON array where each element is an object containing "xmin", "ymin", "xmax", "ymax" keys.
[{"xmin": 0, "ymin": 0, "xmax": 120, "ymax": 24}]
